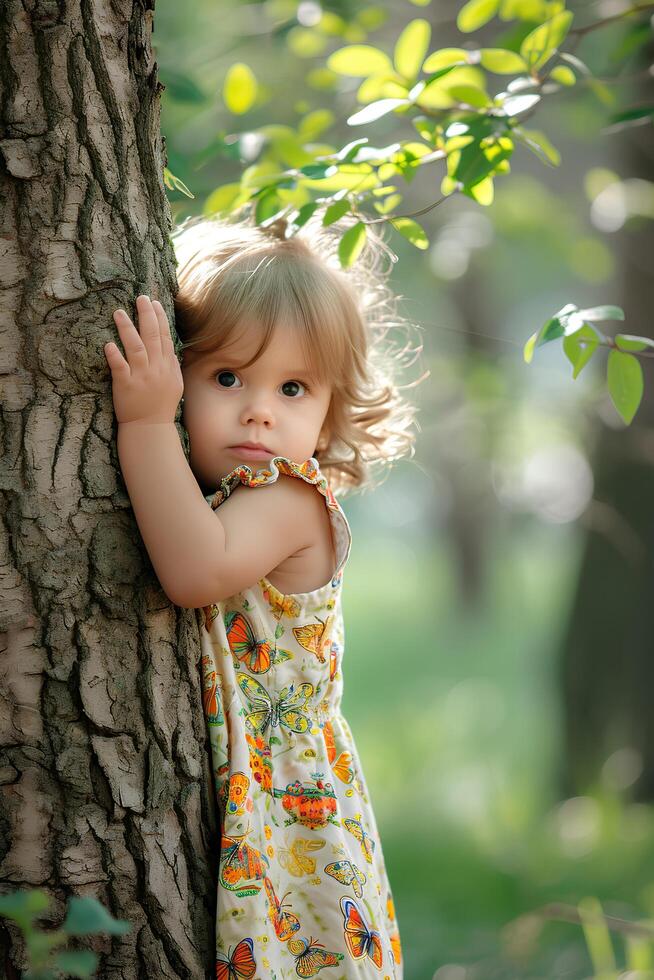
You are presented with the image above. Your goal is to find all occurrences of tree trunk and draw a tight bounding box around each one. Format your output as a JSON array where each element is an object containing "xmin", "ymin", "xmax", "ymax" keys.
[
  {"xmin": 0, "ymin": 2, "xmax": 217, "ymax": 976},
  {"xmin": 557, "ymin": 33, "xmax": 654, "ymax": 802}
]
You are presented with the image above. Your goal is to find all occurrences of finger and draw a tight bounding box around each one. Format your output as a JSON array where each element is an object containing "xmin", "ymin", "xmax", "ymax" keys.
[
  {"xmin": 152, "ymin": 300, "xmax": 176, "ymax": 360},
  {"xmin": 136, "ymin": 294, "xmax": 164, "ymax": 359},
  {"xmin": 113, "ymin": 309, "xmax": 148, "ymax": 371},
  {"xmin": 103, "ymin": 341, "xmax": 130, "ymax": 376}
]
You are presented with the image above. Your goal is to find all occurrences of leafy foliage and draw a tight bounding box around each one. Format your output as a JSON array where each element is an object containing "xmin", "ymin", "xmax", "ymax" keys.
[
  {"xmin": 0, "ymin": 890, "xmax": 130, "ymax": 979},
  {"xmin": 159, "ymin": 0, "xmax": 654, "ymax": 422}
]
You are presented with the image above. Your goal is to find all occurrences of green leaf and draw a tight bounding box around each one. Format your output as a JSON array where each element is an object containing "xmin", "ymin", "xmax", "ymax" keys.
[
  {"xmin": 327, "ymin": 45, "xmax": 393, "ymax": 77},
  {"xmin": 0, "ymin": 889, "xmax": 51, "ymax": 930},
  {"xmin": 576, "ymin": 305, "xmax": 624, "ymax": 322},
  {"xmin": 563, "ymin": 324, "xmax": 599, "ymax": 378},
  {"xmin": 520, "ymin": 11, "xmax": 574, "ymax": 71},
  {"xmin": 578, "ymin": 897, "xmax": 617, "ymax": 974},
  {"xmin": 587, "ymin": 77, "xmax": 617, "ymax": 107},
  {"xmin": 422, "ymin": 48, "xmax": 469, "ymax": 72},
  {"xmin": 528, "ymin": 313, "xmax": 567, "ymax": 356},
  {"xmin": 204, "ymin": 182, "xmax": 247, "ymax": 215},
  {"xmin": 347, "ymin": 98, "xmax": 410, "ymax": 125},
  {"xmin": 51, "ymin": 950, "xmax": 99, "ymax": 978},
  {"xmin": 338, "ymin": 221, "xmax": 367, "ymax": 268},
  {"xmin": 549, "ymin": 65, "xmax": 576, "ymax": 85},
  {"xmin": 467, "ymin": 175, "xmax": 494, "ymax": 204},
  {"xmin": 394, "ymin": 19, "xmax": 431, "ymax": 80},
  {"xmin": 479, "ymin": 48, "xmax": 528, "ymax": 73},
  {"xmin": 457, "ymin": 0, "xmax": 501, "ymax": 33},
  {"xmin": 614, "ymin": 333, "xmax": 654, "ymax": 352},
  {"xmin": 607, "ymin": 350, "xmax": 643, "ymax": 425},
  {"xmin": 255, "ymin": 193, "xmax": 286, "ymax": 226},
  {"xmin": 323, "ymin": 200, "xmax": 351, "ymax": 225},
  {"xmin": 523, "ymin": 331, "xmax": 538, "ymax": 364},
  {"xmin": 298, "ymin": 163, "xmax": 337, "ymax": 180},
  {"xmin": 448, "ymin": 84, "xmax": 491, "ymax": 108},
  {"xmin": 298, "ymin": 109, "xmax": 335, "ymax": 140},
  {"xmin": 389, "ymin": 217, "xmax": 429, "ymax": 248},
  {"xmin": 512, "ymin": 126, "xmax": 560, "ymax": 166},
  {"xmin": 608, "ymin": 105, "xmax": 654, "ymax": 126},
  {"xmin": 625, "ymin": 933, "xmax": 653, "ymax": 970},
  {"xmin": 292, "ymin": 202, "xmax": 320, "ymax": 228},
  {"xmin": 222, "ymin": 63, "xmax": 257, "ymax": 115},
  {"xmin": 62, "ymin": 897, "xmax": 131, "ymax": 938},
  {"xmin": 373, "ymin": 193, "xmax": 402, "ymax": 214},
  {"xmin": 163, "ymin": 168, "xmax": 195, "ymax": 199}
]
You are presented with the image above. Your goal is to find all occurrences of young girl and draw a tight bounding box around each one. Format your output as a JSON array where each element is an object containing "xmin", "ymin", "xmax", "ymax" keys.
[{"xmin": 104, "ymin": 205, "xmax": 421, "ymax": 979}]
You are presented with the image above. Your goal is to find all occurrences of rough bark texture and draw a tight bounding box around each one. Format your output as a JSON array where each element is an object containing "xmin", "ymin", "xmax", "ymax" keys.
[
  {"xmin": 0, "ymin": 2, "xmax": 217, "ymax": 976},
  {"xmin": 557, "ymin": 33, "xmax": 654, "ymax": 802}
]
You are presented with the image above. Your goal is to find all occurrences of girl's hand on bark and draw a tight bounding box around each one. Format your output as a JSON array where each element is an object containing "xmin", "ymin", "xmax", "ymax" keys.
[{"xmin": 104, "ymin": 295, "xmax": 184, "ymax": 425}]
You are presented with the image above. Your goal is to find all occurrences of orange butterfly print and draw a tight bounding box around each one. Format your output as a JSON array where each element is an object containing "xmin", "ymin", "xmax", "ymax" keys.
[
  {"xmin": 340, "ymin": 896, "xmax": 383, "ymax": 970},
  {"xmin": 262, "ymin": 876, "xmax": 301, "ymax": 942},
  {"xmin": 287, "ymin": 935, "xmax": 344, "ymax": 977},
  {"xmin": 219, "ymin": 827, "xmax": 270, "ymax": 896},
  {"xmin": 322, "ymin": 720, "xmax": 354, "ymax": 784},
  {"xmin": 390, "ymin": 930, "xmax": 402, "ymax": 965},
  {"xmin": 202, "ymin": 604, "xmax": 220, "ymax": 632},
  {"xmin": 215, "ymin": 937, "xmax": 257, "ymax": 980},
  {"xmin": 201, "ymin": 655, "xmax": 223, "ymax": 724},
  {"xmin": 224, "ymin": 771, "xmax": 250, "ymax": 816},
  {"xmin": 293, "ymin": 614, "xmax": 334, "ymax": 664},
  {"xmin": 225, "ymin": 611, "xmax": 272, "ymax": 673}
]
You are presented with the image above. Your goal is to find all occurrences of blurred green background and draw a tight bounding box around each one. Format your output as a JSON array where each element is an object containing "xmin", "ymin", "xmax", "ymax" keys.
[{"xmin": 154, "ymin": 0, "xmax": 654, "ymax": 975}]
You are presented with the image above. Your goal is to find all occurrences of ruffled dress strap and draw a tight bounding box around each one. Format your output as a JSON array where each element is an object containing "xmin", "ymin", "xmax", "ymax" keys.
[{"xmin": 207, "ymin": 455, "xmax": 352, "ymax": 577}]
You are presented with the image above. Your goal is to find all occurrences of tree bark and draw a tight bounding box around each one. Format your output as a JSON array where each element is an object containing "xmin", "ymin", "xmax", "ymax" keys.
[{"xmin": 0, "ymin": 2, "xmax": 217, "ymax": 976}]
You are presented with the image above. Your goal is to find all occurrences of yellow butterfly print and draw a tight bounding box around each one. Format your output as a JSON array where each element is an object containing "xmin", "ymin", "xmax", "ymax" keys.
[
  {"xmin": 287, "ymin": 936, "xmax": 344, "ymax": 977},
  {"xmin": 292, "ymin": 614, "xmax": 334, "ymax": 664},
  {"xmin": 237, "ymin": 673, "xmax": 314, "ymax": 736},
  {"xmin": 343, "ymin": 816, "xmax": 376, "ymax": 864},
  {"xmin": 277, "ymin": 837, "xmax": 325, "ymax": 878},
  {"xmin": 324, "ymin": 860, "xmax": 367, "ymax": 898},
  {"xmin": 260, "ymin": 580, "xmax": 301, "ymax": 620}
]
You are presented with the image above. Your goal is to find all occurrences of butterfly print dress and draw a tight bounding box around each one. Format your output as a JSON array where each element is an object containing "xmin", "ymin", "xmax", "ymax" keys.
[{"xmin": 199, "ymin": 456, "xmax": 403, "ymax": 979}]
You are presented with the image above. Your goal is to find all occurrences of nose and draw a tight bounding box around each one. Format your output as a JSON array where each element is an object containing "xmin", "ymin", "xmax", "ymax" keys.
[{"xmin": 240, "ymin": 392, "xmax": 274, "ymax": 427}]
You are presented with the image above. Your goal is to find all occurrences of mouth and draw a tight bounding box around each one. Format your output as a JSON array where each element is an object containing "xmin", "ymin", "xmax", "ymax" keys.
[
  {"xmin": 228, "ymin": 443, "xmax": 274, "ymax": 459},
  {"xmin": 229, "ymin": 442, "xmax": 272, "ymax": 452}
]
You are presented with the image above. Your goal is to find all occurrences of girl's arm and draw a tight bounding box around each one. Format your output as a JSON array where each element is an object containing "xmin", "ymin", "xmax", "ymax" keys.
[
  {"xmin": 117, "ymin": 422, "xmax": 320, "ymax": 607},
  {"xmin": 105, "ymin": 296, "xmax": 317, "ymax": 608}
]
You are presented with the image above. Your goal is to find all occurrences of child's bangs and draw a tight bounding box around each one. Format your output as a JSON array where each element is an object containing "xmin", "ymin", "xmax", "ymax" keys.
[{"xmin": 183, "ymin": 248, "xmax": 353, "ymax": 386}]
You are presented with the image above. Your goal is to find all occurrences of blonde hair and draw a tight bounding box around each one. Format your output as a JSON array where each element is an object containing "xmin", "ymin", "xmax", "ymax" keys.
[{"xmin": 171, "ymin": 202, "xmax": 425, "ymax": 496}]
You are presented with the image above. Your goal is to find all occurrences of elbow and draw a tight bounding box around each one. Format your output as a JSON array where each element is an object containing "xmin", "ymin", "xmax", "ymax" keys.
[{"xmin": 166, "ymin": 576, "xmax": 229, "ymax": 609}]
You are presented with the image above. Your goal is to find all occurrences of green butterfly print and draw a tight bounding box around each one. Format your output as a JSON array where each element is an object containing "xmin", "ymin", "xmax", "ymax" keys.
[{"xmin": 236, "ymin": 673, "xmax": 314, "ymax": 736}]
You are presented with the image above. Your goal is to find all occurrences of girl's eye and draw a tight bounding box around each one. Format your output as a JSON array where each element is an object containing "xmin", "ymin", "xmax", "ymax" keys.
[
  {"xmin": 281, "ymin": 380, "xmax": 307, "ymax": 398},
  {"xmin": 216, "ymin": 371, "xmax": 241, "ymax": 389}
]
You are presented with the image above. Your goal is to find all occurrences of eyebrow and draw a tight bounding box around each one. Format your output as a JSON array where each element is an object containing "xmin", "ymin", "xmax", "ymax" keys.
[{"xmin": 205, "ymin": 355, "xmax": 315, "ymax": 377}]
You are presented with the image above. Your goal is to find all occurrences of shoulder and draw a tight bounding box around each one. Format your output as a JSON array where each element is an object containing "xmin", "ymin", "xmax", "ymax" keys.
[{"xmin": 219, "ymin": 465, "xmax": 327, "ymax": 535}]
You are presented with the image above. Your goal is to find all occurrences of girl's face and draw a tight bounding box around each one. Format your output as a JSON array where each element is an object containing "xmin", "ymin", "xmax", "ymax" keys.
[{"xmin": 181, "ymin": 319, "xmax": 332, "ymax": 493}]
